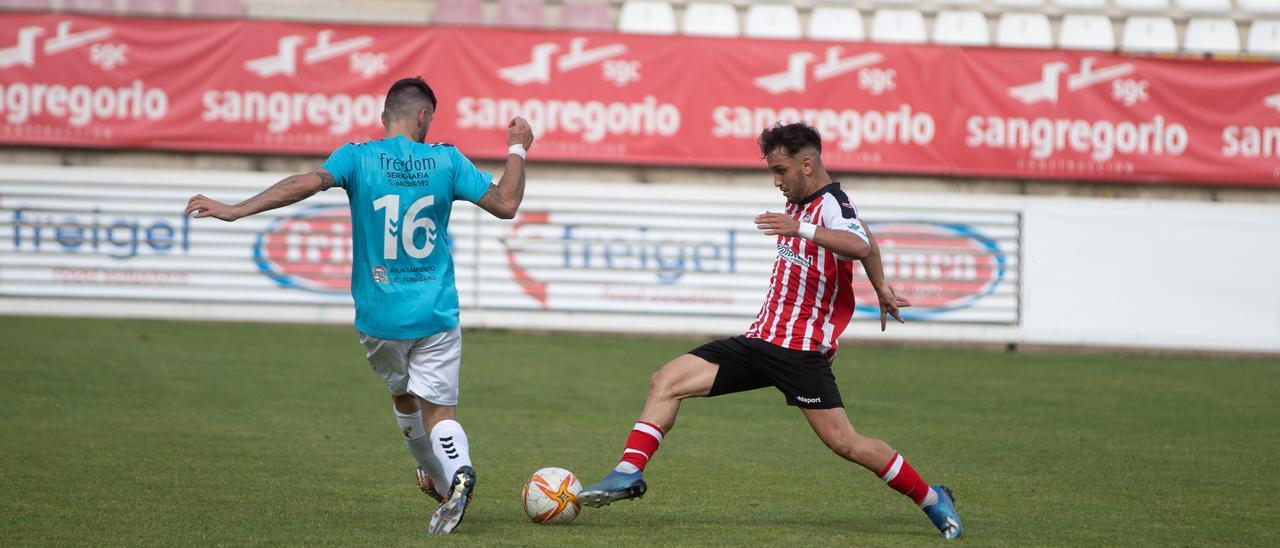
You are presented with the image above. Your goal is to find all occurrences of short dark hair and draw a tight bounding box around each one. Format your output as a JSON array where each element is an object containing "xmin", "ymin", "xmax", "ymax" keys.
[
  {"xmin": 758, "ymin": 122, "xmax": 822, "ymax": 158},
  {"xmin": 384, "ymin": 76, "xmax": 438, "ymax": 120}
]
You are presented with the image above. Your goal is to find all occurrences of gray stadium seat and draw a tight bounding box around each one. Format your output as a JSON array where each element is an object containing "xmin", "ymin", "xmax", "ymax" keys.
[
  {"xmin": 1052, "ymin": 0, "xmax": 1108, "ymax": 10},
  {"xmin": 1246, "ymin": 20, "xmax": 1280, "ymax": 55},
  {"xmin": 744, "ymin": 4, "xmax": 802, "ymax": 39},
  {"xmin": 1115, "ymin": 0, "xmax": 1170, "ymax": 12},
  {"xmin": 1184, "ymin": 18, "xmax": 1240, "ymax": 54},
  {"xmin": 125, "ymin": 0, "xmax": 178, "ymax": 16},
  {"xmin": 434, "ymin": 0, "xmax": 486, "ymax": 25},
  {"xmin": 1059, "ymin": 14, "xmax": 1116, "ymax": 51},
  {"xmin": 561, "ymin": 0, "xmax": 613, "ymax": 31},
  {"xmin": 1175, "ymin": 0, "xmax": 1232, "ymax": 14},
  {"xmin": 993, "ymin": 0, "xmax": 1045, "ymax": 8},
  {"xmin": 807, "ymin": 7, "xmax": 865, "ymax": 42},
  {"xmin": 1239, "ymin": 0, "xmax": 1280, "ymax": 15},
  {"xmin": 870, "ymin": 9, "xmax": 927, "ymax": 44},
  {"xmin": 996, "ymin": 13, "xmax": 1053, "ymax": 49},
  {"xmin": 934, "ymin": 11, "xmax": 991, "ymax": 46},
  {"xmin": 1121, "ymin": 16, "xmax": 1178, "ymax": 53},
  {"xmin": 190, "ymin": 0, "xmax": 244, "ymax": 18},
  {"xmin": 619, "ymin": 1, "xmax": 677, "ymax": 34},
  {"xmin": 0, "ymin": 0, "xmax": 50, "ymax": 10},
  {"xmin": 683, "ymin": 2, "xmax": 739, "ymax": 37},
  {"xmin": 495, "ymin": 0, "xmax": 546, "ymax": 28},
  {"xmin": 64, "ymin": 0, "xmax": 113, "ymax": 14}
]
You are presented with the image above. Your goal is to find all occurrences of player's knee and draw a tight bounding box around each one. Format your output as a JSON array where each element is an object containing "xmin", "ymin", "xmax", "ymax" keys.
[{"xmin": 648, "ymin": 369, "xmax": 675, "ymax": 399}]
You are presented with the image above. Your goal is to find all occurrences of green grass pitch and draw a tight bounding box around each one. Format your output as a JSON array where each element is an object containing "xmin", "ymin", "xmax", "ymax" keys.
[{"xmin": 2, "ymin": 315, "xmax": 1278, "ymax": 546}]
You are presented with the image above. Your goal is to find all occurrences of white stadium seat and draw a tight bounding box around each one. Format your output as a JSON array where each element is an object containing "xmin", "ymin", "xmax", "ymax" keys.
[
  {"xmin": 1059, "ymin": 14, "xmax": 1116, "ymax": 51},
  {"xmin": 807, "ymin": 7, "xmax": 865, "ymax": 42},
  {"xmin": 1121, "ymin": 16, "xmax": 1178, "ymax": 53},
  {"xmin": 933, "ymin": 11, "xmax": 990, "ymax": 46},
  {"xmin": 993, "ymin": 0, "xmax": 1044, "ymax": 7},
  {"xmin": 936, "ymin": 0, "xmax": 981, "ymax": 5},
  {"xmin": 872, "ymin": 0, "xmax": 916, "ymax": 4},
  {"xmin": 1184, "ymin": 18, "xmax": 1240, "ymax": 54},
  {"xmin": 1175, "ymin": 0, "xmax": 1231, "ymax": 14},
  {"xmin": 1246, "ymin": 20, "xmax": 1280, "ymax": 55},
  {"xmin": 1115, "ymin": 0, "xmax": 1169, "ymax": 12},
  {"xmin": 1239, "ymin": 0, "xmax": 1280, "ymax": 16},
  {"xmin": 996, "ymin": 13, "xmax": 1053, "ymax": 49},
  {"xmin": 618, "ymin": 1, "xmax": 677, "ymax": 34},
  {"xmin": 1052, "ymin": 0, "xmax": 1107, "ymax": 10},
  {"xmin": 682, "ymin": 3, "xmax": 738, "ymax": 37},
  {"xmin": 870, "ymin": 9, "xmax": 927, "ymax": 44},
  {"xmin": 744, "ymin": 4, "xmax": 801, "ymax": 39}
]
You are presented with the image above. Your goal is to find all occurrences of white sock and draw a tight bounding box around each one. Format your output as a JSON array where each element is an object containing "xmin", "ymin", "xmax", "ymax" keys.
[
  {"xmin": 431, "ymin": 419, "xmax": 473, "ymax": 484},
  {"xmin": 920, "ymin": 488, "xmax": 939, "ymax": 508},
  {"xmin": 614, "ymin": 462, "xmax": 640, "ymax": 474},
  {"xmin": 395, "ymin": 408, "xmax": 444, "ymax": 497}
]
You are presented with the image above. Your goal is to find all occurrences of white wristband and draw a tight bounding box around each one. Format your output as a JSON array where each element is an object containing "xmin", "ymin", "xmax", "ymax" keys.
[
  {"xmin": 798, "ymin": 222, "xmax": 817, "ymax": 241},
  {"xmin": 508, "ymin": 144, "xmax": 527, "ymax": 159}
]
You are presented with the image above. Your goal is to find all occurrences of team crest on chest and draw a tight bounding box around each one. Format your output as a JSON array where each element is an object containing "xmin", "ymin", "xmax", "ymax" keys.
[{"xmin": 777, "ymin": 244, "xmax": 812, "ymax": 268}]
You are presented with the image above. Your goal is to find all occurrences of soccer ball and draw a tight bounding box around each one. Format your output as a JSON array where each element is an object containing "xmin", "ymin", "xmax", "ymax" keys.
[{"xmin": 522, "ymin": 467, "xmax": 582, "ymax": 524}]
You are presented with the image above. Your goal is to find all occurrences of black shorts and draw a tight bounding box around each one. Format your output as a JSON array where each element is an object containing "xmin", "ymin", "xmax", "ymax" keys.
[{"xmin": 689, "ymin": 336, "xmax": 844, "ymax": 409}]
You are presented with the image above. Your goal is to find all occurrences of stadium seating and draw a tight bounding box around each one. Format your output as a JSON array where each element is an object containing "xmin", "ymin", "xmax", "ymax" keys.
[
  {"xmin": 1059, "ymin": 14, "xmax": 1116, "ymax": 51},
  {"xmin": 618, "ymin": 1, "xmax": 676, "ymax": 34},
  {"xmin": 560, "ymin": 0, "xmax": 612, "ymax": 31},
  {"xmin": 495, "ymin": 0, "xmax": 546, "ymax": 28},
  {"xmin": 993, "ymin": 0, "xmax": 1045, "ymax": 7},
  {"xmin": 1246, "ymin": 20, "xmax": 1280, "ymax": 55},
  {"xmin": 933, "ymin": 11, "xmax": 990, "ymax": 46},
  {"xmin": 0, "ymin": 0, "xmax": 50, "ymax": 10},
  {"xmin": 744, "ymin": 5, "xmax": 802, "ymax": 39},
  {"xmin": 64, "ymin": 0, "xmax": 113, "ymax": 14},
  {"xmin": 125, "ymin": 0, "xmax": 178, "ymax": 16},
  {"xmin": 936, "ymin": 0, "xmax": 982, "ymax": 5},
  {"xmin": 870, "ymin": 9, "xmax": 927, "ymax": 44},
  {"xmin": 1239, "ymin": 0, "xmax": 1280, "ymax": 15},
  {"xmin": 189, "ymin": 0, "xmax": 244, "ymax": 18},
  {"xmin": 996, "ymin": 13, "xmax": 1053, "ymax": 49},
  {"xmin": 1052, "ymin": 0, "xmax": 1107, "ymax": 10},
  {"xmin": 1184, "ymin": 17, "xmax": 1240, "ymax": 54},
  {"xmin": 1175, "ymin": 0, "xmax": 1231, "ymax": 13},
  {"xmin": 807, "ymin": 7, "xmax": 865, "ymax": 42},
  {"xmin": 434, "ymin": 0, "xmax": 486, "ymax": 25},
  {"xmin": 683, "ymin": 3, "xmax": 739, "ymax": 37},
  {"xmin": 1121, "ymin": 16, "xmax": 1178, "ymax": 53},
  {"xmin": 1115, "ymin": 0, "xmax": 1170, "ymax": 12}
]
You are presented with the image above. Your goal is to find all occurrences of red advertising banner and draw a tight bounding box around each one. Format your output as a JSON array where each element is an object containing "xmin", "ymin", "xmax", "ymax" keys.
[{"xmin": 2, "ymin": 13, "xmax": 1278, "ymax": 185}]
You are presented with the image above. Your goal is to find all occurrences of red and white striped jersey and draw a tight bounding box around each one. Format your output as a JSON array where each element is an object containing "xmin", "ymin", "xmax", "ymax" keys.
[{"xmin": 745, "ymin": 183, "xmax": 869, "ymax": 360}]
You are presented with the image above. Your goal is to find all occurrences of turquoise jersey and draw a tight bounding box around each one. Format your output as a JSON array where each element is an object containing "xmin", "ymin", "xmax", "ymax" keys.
[{"xmin": 321, "ymin": 135, "xmax": 492, "ymax": 340}]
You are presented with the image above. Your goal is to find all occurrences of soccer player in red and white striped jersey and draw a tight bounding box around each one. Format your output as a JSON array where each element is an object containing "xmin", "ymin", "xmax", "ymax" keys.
[{"xmin": 578, "ymin": 123, "xmax": 964, "ymax": 540}]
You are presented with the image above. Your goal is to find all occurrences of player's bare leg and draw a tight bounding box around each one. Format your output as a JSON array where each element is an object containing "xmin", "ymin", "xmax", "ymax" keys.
[
  {"xmin": 803, "ymin": 408, "xmax": 963, "ymax": 540},
  {"xmin": 579, "ymin": 354, "xmax": 718, "ymax": 508}
]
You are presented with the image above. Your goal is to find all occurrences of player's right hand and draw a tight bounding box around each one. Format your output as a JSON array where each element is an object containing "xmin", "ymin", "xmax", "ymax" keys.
[
  {"xmin": 507, "ymin": 116, "xmax": 534, "ymax": 151},
  {"xmin": 185, "ymin": 194, "xmax": 240, "ymax": 222}
]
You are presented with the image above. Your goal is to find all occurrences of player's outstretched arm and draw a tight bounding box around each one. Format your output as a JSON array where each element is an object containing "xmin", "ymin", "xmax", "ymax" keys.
[
  {"xmin": 858, "ymin": 222, "xmax": 911, "ymax": 331},
  {"xmin": 477, "ymin": 117, "xmax": 535, "ymax": 220},
  {"xmin": 186, "ymin": 170, "xmax": 336, "ymax": 222},
  {"xmin": 754, "ymin": 212, "xmax": 872, "ymax": 260}
]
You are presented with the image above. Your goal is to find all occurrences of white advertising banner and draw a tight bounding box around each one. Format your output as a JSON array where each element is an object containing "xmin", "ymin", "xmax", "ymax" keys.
[{"xmin": 3, "ymin": 165, "xmax": 1277, "ymax": 353}]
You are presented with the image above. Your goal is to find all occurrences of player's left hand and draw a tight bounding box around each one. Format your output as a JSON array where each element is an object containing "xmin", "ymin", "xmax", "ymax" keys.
[
  {"xmin": 754, "ymin": 212, "xmax": 798, "ymax": 237},
  {"xmin": 877, "ymin": 286, "xmax": 911, "ymax": 331},
  {"xmin": 185, "ymin": 194, "xmax": 240, "ymax": 221}
]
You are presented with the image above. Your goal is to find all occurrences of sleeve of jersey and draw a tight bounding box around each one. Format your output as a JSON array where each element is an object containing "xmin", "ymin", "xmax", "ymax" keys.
[
  {"xmin": 821, "ymin": 198, "xmax": 870, "ymax": 260},
  {"xmin": 319, "ymin": 144, "xmax": 357, "ymax": 189},
  {"xmin": 450, "ymin": 148, "xmax": 494, "ymax": 204}
]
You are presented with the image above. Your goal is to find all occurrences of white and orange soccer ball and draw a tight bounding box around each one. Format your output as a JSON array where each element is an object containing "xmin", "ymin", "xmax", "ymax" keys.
[{"xmin": 521, "ymin": 467, "xmax": 582, "ymax": 524}]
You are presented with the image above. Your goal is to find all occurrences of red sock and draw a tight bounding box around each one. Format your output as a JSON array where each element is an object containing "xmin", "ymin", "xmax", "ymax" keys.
[
  {"xmin": 878, "ymin": 452, "xmax": 931, "ymax": 505},
  {"xmin": 618, "ymin": 421, "xmax": 664, "ymax": 472}
]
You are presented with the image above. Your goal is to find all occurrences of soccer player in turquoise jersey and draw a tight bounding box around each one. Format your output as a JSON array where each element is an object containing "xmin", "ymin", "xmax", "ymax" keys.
[{"xmin": 186, "ymin": 77, "xmax": 534, "ymax": 535}]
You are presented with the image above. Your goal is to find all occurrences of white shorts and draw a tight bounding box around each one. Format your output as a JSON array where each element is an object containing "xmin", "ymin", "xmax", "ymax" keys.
[{"xmin": 357, "ymin": 327, "xmax": 462, "ymax": 406}]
